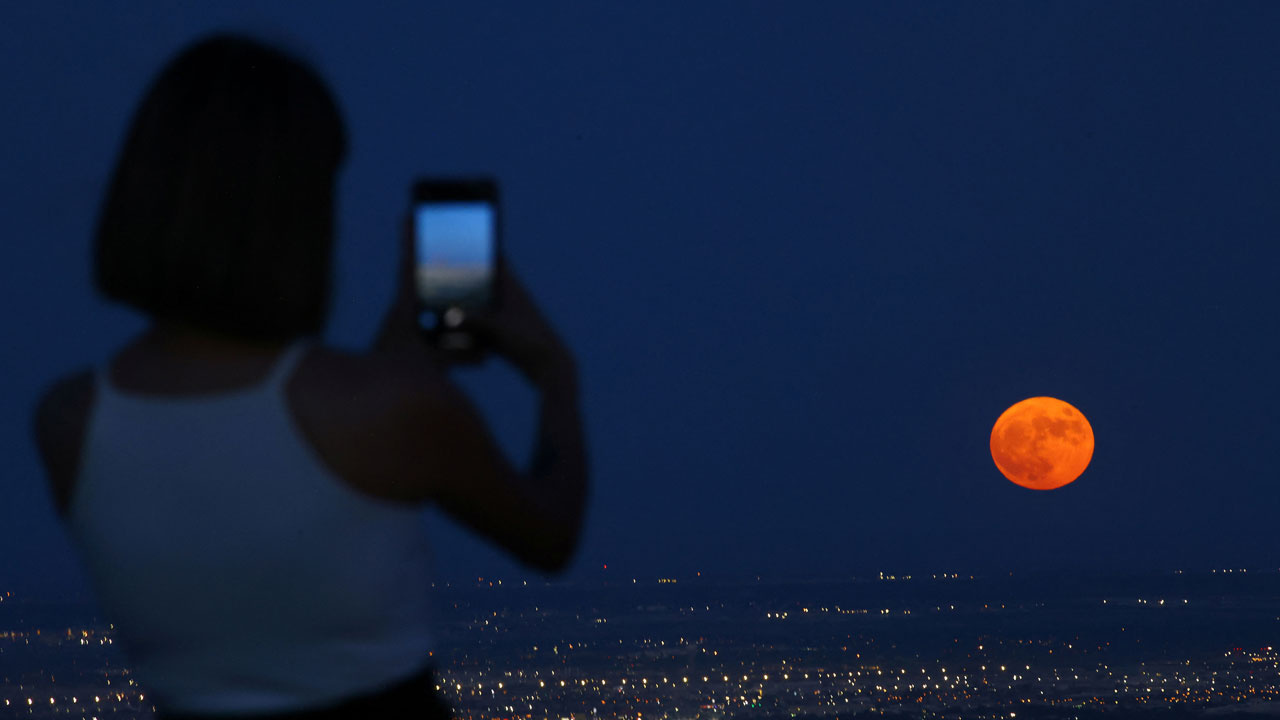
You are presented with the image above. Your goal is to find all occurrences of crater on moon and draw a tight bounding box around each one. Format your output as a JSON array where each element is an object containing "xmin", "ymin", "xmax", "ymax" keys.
[{"xmin": 990, "ymin": 397, "xmax": 1094, "ymax": 491}]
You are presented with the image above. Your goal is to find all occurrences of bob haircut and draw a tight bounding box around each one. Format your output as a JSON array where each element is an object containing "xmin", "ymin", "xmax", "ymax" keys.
[{"xmin": 95, "ymin": 34, "xmax": 346, "ymax": 342}]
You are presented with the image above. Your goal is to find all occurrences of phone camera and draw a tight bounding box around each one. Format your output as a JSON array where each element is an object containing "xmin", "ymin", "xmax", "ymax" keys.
[{"xmin": 443, "ymin": 307, "xmax": 466, "ymax": 328}]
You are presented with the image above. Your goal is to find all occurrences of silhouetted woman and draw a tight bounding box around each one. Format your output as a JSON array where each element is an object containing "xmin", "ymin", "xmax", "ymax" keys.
[{"xmin": 32, "ymin": 34, "xmax": 586, "ymax": 720}]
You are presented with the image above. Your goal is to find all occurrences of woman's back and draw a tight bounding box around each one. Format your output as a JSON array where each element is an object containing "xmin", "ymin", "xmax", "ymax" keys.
[{"xmin": 63, "ymin": 336, "xmax": 435, "ymax": 714}]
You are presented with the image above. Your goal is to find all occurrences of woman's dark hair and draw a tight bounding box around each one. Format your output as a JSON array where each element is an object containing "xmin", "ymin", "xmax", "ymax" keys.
[{"xmin": 95, "ymin": 34, "xmax": 347, "ymax": 341}]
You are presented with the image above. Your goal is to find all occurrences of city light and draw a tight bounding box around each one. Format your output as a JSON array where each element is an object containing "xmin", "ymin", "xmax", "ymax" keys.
[{"xmin": 2, "ymin": 571, "xmax": 1276, "ymax": 718}]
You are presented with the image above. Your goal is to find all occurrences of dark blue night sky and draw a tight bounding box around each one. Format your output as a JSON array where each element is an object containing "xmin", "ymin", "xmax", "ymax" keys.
[{"xmin": 3, "ymin": 2, "xmax": 1279, "ymax": 600}]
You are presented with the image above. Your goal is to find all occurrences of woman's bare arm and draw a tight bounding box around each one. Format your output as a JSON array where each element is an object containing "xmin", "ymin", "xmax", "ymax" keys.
[
  {"xmin": 31, "ymin": 370, "xmax": 95, "ymax": 516},
  {"xmin": 369, "ymin": 222, "xmax": 588, "ymax": 572},
  {"xmin": 387, "ymin": 350, "xmax": 585, "ymax": 572}
]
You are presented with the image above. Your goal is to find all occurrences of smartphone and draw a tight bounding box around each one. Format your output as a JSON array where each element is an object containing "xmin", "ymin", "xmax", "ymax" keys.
[{"xmin": 411, "ymin": 178, "xmax": 500, "ymax": 351}]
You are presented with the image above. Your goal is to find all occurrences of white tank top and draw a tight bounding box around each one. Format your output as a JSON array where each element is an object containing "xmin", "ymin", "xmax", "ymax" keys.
[{"xmin": 65, "ymin": 342, "xmax": 436, "ymax": 715}]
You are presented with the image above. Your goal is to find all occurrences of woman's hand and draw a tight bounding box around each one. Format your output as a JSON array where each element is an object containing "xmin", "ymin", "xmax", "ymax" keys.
[
  {"xmin": 457, "ymin": 259, "xmax": 576, "ymax": 387},
  {"xmin": 374, "ymin": 216, "xmax": 574, "ymax": 385}
]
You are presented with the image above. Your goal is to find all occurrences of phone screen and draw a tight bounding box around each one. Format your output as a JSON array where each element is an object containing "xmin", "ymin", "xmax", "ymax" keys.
[{"xmin": 413, "ymin": 201, "xmax": 496, "ymax": 309}]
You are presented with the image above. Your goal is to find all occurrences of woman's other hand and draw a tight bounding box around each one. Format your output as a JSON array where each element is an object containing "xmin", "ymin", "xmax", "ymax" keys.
[{"xmin": 455, "ymin": 260, "xmax": 576, "ymax": 387}]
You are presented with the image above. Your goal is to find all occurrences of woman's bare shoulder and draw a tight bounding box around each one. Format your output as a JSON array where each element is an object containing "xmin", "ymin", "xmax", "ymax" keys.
[
  {"xmin": 287, "ymin": 346, "xmax": 456, "ymax": 504},
  {"xmin": 291, "ymin": 346, "xmax": 454, "ymax": 408},
  {"xmin": 32, "ymin": 369, "xmax": 96, "ymax": 515}
]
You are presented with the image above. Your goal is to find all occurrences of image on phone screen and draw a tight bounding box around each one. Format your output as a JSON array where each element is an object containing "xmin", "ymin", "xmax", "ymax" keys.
[{"xmin": 414, "ymin": 201, "xmax": 495, "ymax": 308}]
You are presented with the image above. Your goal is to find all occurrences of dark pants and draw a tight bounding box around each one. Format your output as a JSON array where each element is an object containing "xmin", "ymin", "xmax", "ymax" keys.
[{"xmin": 156, "ymin": 666, "xmax": 451, "ymax": 720}]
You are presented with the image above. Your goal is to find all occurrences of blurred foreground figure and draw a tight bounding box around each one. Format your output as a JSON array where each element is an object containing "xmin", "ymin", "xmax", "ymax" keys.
[{"xmin": 32, "ymin": 34, "xmax": 586, "ymax": 720}]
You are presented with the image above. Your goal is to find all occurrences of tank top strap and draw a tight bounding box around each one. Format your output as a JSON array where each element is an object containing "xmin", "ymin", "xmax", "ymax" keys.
[{"xmin": 265, "ymin": 340, "xmax": 311, "ymax": 391}]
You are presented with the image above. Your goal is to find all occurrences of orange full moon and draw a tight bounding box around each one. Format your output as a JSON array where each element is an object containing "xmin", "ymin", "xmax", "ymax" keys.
[{"xmin": 990, "ymin": 397, "xmax": 1094, "ymax": 491}]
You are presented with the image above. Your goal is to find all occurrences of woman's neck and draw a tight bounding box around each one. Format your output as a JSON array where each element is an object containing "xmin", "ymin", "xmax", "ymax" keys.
[
  {"xmin": 107, "ymin": 321, "xmax": 297, "ymax": 395},
  {"xmin": 138, "ymin": 321, "xmax": 291, "ymax": 359}
]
